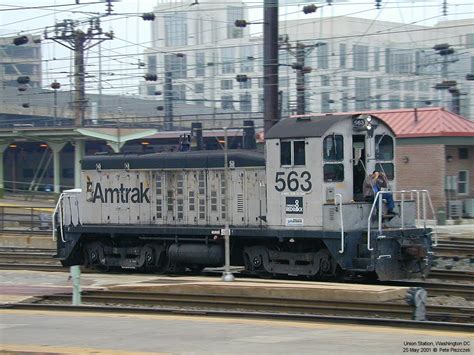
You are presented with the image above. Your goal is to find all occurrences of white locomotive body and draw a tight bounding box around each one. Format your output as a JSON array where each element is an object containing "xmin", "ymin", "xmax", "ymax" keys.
[{"xmin": 56, "ymin": 114, "xmax": 433, "ymax": 280}]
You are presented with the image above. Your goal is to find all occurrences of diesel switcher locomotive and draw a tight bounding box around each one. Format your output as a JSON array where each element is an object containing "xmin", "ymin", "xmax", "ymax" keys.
[{"xmin": 54, "ymin": 113, "xmax": 434, "ymax": 281}]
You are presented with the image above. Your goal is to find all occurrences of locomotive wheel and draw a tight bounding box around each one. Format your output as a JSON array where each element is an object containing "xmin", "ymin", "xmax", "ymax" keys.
[
  {"xmin": 144, "ymin": 251, "xmax": 153, "ymax": 264},
  {"xmin": 252, "ymin": 255, "xmax": 263, "ymax": 268},
  {"xmin": 316, "ymin": 249, "xmax": 337, "ymax": 278},
  {"xmin": 83, "ymin": 242, "xmax": 110, "ymax": 271}
]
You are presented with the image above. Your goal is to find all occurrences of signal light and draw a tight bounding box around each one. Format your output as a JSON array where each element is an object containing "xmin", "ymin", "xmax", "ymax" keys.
[
  {"xmin": 433, "ymin": 43, "xmax": 449, "ymax": 51},
  {"xmin": 438, "ymin": 48, "xmax": 455, "ymax": 56},
  {"xmin": 434, "ymin": 80, "xmax": 457, "ymax": 90},
  {"xmin": 302, "ymin": 4, "xmax": 317, "ymax": 14},
  {"xmin": 13, "ymin": 35, "xmax": 29, "ymax": 46},
  {"xmin": 291, "ymin": 63, "xmax": 303, "ymax": 70},
  {"xmin": 51, "ymin": 81, "xmax": 61, "ymax": 90},
  {"xmin": 142, "ymin": 12, "xmax": 155, "ymax": 21},
  {"xmin": 236, "ymin": 74, "xmax": 248, "ymax": 83},
  {"xmin": 144, "ymin": 74, "xmax": 158, "ymax": 81},
  {"xmin": 17, "ymin": 76, "xmax": 30, "ymax": 84},
  {"xmin": 234, "ymin": 20, "xmax": 248, "ymax": 28},
  {"xmin": 448, "ymin": 87, "xmax": 460, "ymax": 95}
]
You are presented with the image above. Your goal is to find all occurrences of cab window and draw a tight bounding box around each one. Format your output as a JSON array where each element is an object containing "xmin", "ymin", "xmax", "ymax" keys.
[
  {"xmin": 324, "ymin": 164, "xmax": 344, "ymax": 182},
  {"xmin": 280, "ymin": 140, "xmax": 306, "ymax": 166},
  {"xmin": 323, "ymin": 135, "xmax": 344, "ymax": 161},
  {"xmin": 375, "ymin": 163, "xmax": 394, "ymax": 180},
  {"xmin": 294, "ymin": 141, "xmax": 306, "ymax": 165},
  {"xmin": 280, "ymin": 141, "xmax": 291, "ymax": 165},
  {"xmin": 375, "ymin": 135, "xmax": 394, "ymax": 160}
]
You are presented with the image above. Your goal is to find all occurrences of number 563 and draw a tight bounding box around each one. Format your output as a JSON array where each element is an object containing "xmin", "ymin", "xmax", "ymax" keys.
[{"xmin": 275, "ymin": 171, "xmax": 312, "ymax": 192}]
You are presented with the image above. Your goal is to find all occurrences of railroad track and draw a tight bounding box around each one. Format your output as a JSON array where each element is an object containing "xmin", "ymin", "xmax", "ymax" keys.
[
  {"xmin": 36, "ymin": 289, "xmax": 474, "ymax": 322},
  {"xmin": 428, "ymin": 269, "xmax": 474, "ymax": 282},
  {"xmin": 0, "ymin": 247, "xmax": 57, "ymax": 265},
  {"xmin": 4, "ymin": 291, "xmax": 471, "ymax": 332},
  {"xmin": 434, "ymin": 237, "xmax": 474, "ymax": 258},
  {"xmin": 1, "ymin": 247, "xmax": 473, "ymax": 299},
  {"xmin": 387, "ymin": 280, "xmax": 474, "ymax": 300}
]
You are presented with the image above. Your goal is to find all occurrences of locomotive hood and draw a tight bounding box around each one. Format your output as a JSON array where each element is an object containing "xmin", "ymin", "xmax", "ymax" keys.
[{"xmin": 82, "ymin": 150, "xmax": 265, "ymax": 170}]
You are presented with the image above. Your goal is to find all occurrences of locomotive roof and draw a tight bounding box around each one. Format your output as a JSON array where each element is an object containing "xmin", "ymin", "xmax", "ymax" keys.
[
  {"xmin": 82, "ymin": 150, "xmax": 265, "ymax": 170},
  {"xmin": 265, "ymin": 114, "xmax": 360, "ymax": 139}
]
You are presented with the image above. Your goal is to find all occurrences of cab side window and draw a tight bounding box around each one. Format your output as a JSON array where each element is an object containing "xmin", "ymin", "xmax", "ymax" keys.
[
  {"xmin": 280, "ymin": 140, "xmax": 306, "ymax": 166},
  {"xmin": 323, "ymin": 135, "xmax": 344, "ymax": 182},
  {"xmin": 280, "ymin": 141, "xmax": 291, "ymax": 165},
  {"xmin": 375, "ymin": 135, "xmax": 394, "ymax": 161},
  {"xmin": 375, "ymin": 163, "xmax": 394, "ymax": 180},
  {"xmin": 323, "ymin": 135, "xmax": 344, "ymax": 161}
]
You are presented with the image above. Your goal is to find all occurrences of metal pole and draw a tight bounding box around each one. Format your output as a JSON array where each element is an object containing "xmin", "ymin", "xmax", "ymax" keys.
[
  {"xmin": 53, "ymin": 89, "xmax": 58, "ymax": 125},
  {"xmin": 296, "ymin": 42, "xmax": 306, "ymax": 115},
  {"xmin": 70, "ymin": 265, "xmax": 81, "ymax": 305},
  {"xmin": 98, "ymin": 40, "xmax": 102, "ymax": 120},
  {"xmin": 74, "ymin": 30, "xmax": 86, "ymax": 127},
  {"xmin": 222, "ymin": 127, "xmax": 234, "ymax": 282},
  {"xmin": 263, "ymin": 0, "xmax": 279, "ymax": 133},
  {"xmin": 164, "ymin": 71, "xmax": 173, "ymax": 131}
]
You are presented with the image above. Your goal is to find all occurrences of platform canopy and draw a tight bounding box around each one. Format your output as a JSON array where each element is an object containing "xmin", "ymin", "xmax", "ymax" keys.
[{"xmin": 76, "ymin": 128, "xmax": 158, "ymax": 152}]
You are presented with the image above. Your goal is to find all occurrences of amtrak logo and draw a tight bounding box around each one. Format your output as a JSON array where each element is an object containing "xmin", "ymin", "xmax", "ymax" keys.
[
  {"xmin": 286, "ymin": 197, "xmax": 303, "ymax": 214},
  {"xmin": 91, "ymin": 182, "xmax": 150, "ymax": 204}
]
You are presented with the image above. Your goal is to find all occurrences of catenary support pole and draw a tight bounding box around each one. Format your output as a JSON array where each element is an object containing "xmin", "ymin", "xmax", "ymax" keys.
[
  {"xmin": 222, "ymin": 127, "xmax": 234, "ymax": 282},
  {"xmin": 74, "ymin": 140, "xmax": 85, "ymax": 189},
  {"xmin": 263, "ymin": 0, "xmax": 279, "ymax": 134}
]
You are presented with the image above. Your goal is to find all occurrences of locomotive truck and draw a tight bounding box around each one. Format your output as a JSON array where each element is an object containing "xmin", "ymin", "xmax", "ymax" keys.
[{"xmin": 54, "ymin": 113, "xmax": 434, "ymax": 281}]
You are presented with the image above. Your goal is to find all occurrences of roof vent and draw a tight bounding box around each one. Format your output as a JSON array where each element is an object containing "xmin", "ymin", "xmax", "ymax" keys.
[{"xmin": 296, "ymin": 116, "xmax": 311, "ymax": 121}]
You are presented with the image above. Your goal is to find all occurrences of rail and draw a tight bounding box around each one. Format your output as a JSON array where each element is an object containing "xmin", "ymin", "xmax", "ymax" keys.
[
  {"xmin": 334, "ymin": 193, "xmax": 345, "ymax": 254},
  {"xmin": 367, "ymin": 189, "xmax": 437, "ymax": 251}
]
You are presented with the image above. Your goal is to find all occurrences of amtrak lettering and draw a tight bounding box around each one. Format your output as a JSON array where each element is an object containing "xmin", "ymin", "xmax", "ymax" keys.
[{"xmin": 92, "ymin": 182, "xmax": 150, "ymax": 203}]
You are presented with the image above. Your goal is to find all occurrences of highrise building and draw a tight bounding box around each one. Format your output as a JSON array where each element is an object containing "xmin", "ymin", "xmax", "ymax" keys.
[
  {"xmin": 142, "ymin": 1, "xmax": 474, "ymax": 118},
  {"xmin": 0, "ymin": 34, "xmax": 42, "ymax": 89}
]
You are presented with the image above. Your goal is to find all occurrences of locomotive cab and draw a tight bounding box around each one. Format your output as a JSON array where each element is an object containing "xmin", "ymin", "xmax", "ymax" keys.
[
  {"xmin": 264, "ymin": 113, "xmax": 433, "ymax": 280},
  {"xmin": 265, "ymin": 113, "xmax": 400, "ymax": 230}
]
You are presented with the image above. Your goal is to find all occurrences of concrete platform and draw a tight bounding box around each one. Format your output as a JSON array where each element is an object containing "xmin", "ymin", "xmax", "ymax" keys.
[
  {"xmin": 0, "ymin": 270, "xmax": 409, "ymax": 305},
  {"xmin": 110, "ymin": 277, "xmax": 408, "ymax": 303},
  {"xmin": 0, "ymin": 234, "xmax": 55, "ymax": 249},
  {"xmin": 1, "ymin": 309, "xmax": 471, "ymax": 354}
]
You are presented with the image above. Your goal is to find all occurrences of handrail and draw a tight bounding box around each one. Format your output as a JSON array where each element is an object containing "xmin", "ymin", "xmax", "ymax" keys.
[
  {"xmin": 367, "ymin": 190, "xmax": 387, "ymax": 251},
  {"xmin": 335, "ymin": 193, "xmax": 344, "ymax": 254},
  {"xmin": 52, "ymin": 193, "xmax": 66, "ymax": 242},
  {"xmin": 367, "ymin": 189, "xmax": 438, "ymax": 251},
  {"xmin": 394, "ymin": 189, "xmax": 438, "ymax": 246}
]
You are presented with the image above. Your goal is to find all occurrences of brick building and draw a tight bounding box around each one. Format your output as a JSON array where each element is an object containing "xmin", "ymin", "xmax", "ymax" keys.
[{"xmin": 374, "ymin": 107, "xmax": 474, "ymax": 218}]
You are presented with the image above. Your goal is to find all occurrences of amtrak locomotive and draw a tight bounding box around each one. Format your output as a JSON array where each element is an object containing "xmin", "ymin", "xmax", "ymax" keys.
[{"xmin": 54, "ymin": 113, "xmax": 434, "ymax": 281}]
